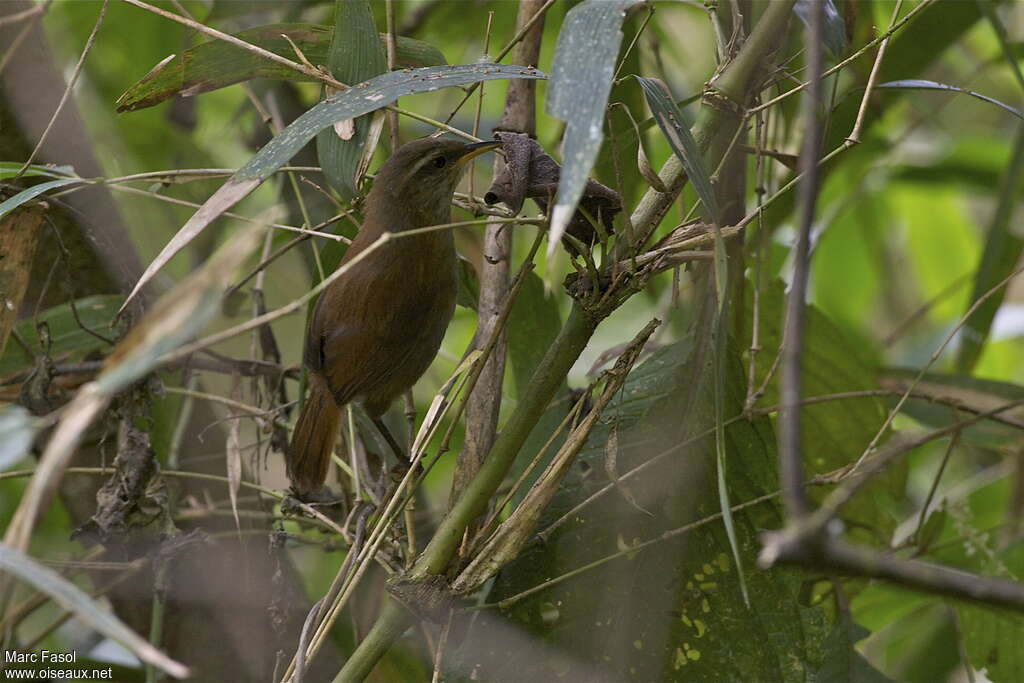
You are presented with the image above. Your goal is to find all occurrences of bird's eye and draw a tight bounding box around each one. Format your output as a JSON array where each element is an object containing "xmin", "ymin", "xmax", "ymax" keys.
[{"xmin": 432, "ymin": 156, "xmax": 447, "ymax": 169}]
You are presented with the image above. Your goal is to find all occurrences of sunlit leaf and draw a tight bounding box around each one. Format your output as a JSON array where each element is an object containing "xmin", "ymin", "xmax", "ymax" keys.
[
  {"xmin": 118, "ymin": 63, "xmax": 546, "ymax": 314},
  {"xmin": 956, "ymin": 123, "xmax": 1024, "ymax": 373}
]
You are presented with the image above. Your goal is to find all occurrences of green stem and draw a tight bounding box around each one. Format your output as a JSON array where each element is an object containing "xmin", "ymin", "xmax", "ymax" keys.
[
  {"xmin": 335, "ymin": 3, "xmax": 799, "ymax": 679},
  {"xmin": 415, "ymin": 304, "xmax": 598, "ymax": 576},
  {"xmin": 334, "ymin": 304, "xmax": 598, "ymax": 683},
  {"xmin": 629, "ymin": 0, "xmax": 796, "ymax": 236}
]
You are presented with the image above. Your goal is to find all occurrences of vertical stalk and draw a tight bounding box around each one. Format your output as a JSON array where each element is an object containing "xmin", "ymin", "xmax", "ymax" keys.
[
  {"xmin": 336, "ymin": 3, "xmax": 799, "ymax": 679},
  {"xmin": 450, "ymin": 0, "xmax": 548, "ymax": 520},
  {"xmin": 335, "ymin": 305, "xmax": 599, "ymax": 683},
  {"xmin": 779, "ymin": 0, "xmax": 823, "ymax": 518}
]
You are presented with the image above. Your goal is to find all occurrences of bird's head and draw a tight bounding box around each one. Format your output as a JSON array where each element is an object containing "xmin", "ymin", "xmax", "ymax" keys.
[{"xmin": 368, "ymin": 137, "xmax": 502, "ymax": 224}]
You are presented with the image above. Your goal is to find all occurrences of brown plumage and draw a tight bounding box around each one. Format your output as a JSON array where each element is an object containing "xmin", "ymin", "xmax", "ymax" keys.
[{"xmin": 287, "ymin": 137, "xmax": 502, "ymax": 496}]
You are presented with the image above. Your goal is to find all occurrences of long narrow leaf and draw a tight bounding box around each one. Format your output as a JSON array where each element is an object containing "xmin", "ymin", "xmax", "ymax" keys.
[
  {"xmin": 877, "ymin": 79, "xmax": 1024, "ymax": 121},
  {"xmin": 316, "ymin": 1, "xmax": 388, "ymax": 200},
  {"xmin": 635, "ymin": 76, "xmax": 720, "ymax": 225},
  {"xmin": 118, "ymin": 63, "xmax": 545, "ymax": 314},
  {"xmin": 0, "ymin": 162, "xmax": 76, "ymax": 180},
  {"xmin": 0, "ymin": 544, "xmax": 189, "ymax": 679},
  {"xmin": 116, "ymin": 24, "xmax": 446, "ymax": 112},
  {"xmin": 545, "ymin": 0, "xmax": 638, "ymax": 260},
  {"xmin": 636, "ymin": 74, "xmax": 748, "ymax": 604},
  {"xmin": 0, "ymin": 178, "xmax": 83, "ymax": 219}
]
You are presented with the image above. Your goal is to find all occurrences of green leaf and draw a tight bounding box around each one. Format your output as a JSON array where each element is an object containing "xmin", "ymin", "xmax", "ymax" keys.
[
  {"xmin": 507, "ymin": 271, "xmax": 563, "ymax": 398},
  {"xmin": 763, "ymin": 0, "xmax": 986, "ymax": 231},
  {"xmin": 0, "ymin": 543, "xmax": 189, "ymax": 678},
  {"xmin": 115, "ymin": 24, "xmax": 447, "ymax": 112},
  {"xmin": 957, "ymin": 604, "xmax": 1024, "ymax": 683},
  {"xmin": 594, "ymin": 37, "xmax": 646, "ymax": 208},
  {"xmin": 891, "ymin": 134, "xmax": 1010, "ymax": 190},
  {"xmin": 956, "ymin": 122, "xmax": 1024, "ymax": 372},
  {"xmin": 856, "ymin": 602, "xmax": 961, "ymax": 683},
  {"xmin": 0, "ymin": 177, "xmax": 84, "ymax": 220},
  {"xmin": 119, "ymin": 62, "xmax": 546, "ymax": 313},
  {"xmin": 455, "ymin": 256, "xmax": 479, "ymax": 310},
  {"xmin": 474, "ymin": 338, "xmax": 832, "ymax": 682},
  {"xmin": 876, "ymin": 80, "xmax": 1024, "ymax": 121},
  {"xmin": 0, "ymin": 406, "xmax": 37, "ymax": 471},
  {"xmin": 316, "ymin": 1, "xmax": 388, "ymax": 200},
  {"xmin": 636, "ymin": 73, "xmax": 742, "ymax": 600},
  {"xmin": 894, "ymin": 183, "xmax": 979, "ymax": 323},
  {"xmin": 495, "ymin": 271, "xmax": 566, "ymax": 504},
  {"xmin": 0, "ymin": 295, "xmax": 123, "ymax": 378},
  {"xmin": 545, "ymin": 0, "xmax": 638, "ymax": 257},
  {"xmin": 954, "ymin": 543, "xmax": 1024, "ymax": 683},
  {"xmin": 0, "ymin": 162, "xmax": 76, "ymax": 180},
  {"xmin": 635, "ymin": 75, "xmax": 719, "ymax": 225},
  {"xmin": 811, "ymin": 615, "xmax": 896, "ymax": 683},
  {"xmin": 752, "ymin": 281, "xmax": 898, "ymax": 538}
]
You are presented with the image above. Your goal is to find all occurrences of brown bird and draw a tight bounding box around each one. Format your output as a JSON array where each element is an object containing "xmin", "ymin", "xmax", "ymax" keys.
[{"xmin": 287, "ymin": 137, "xmax": 502, "ymax": 496}]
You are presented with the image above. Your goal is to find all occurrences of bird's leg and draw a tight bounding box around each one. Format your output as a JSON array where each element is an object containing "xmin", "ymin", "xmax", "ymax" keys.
[
  {"xmin": 403, "ymin": 390, "xmax": 417, "ymax": 448},
  {"xmin": 372, "ymin": 416, "xmax": 409, "ymax": 464}
]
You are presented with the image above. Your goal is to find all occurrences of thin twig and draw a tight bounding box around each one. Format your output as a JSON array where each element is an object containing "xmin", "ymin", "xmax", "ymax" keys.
[
  {"xmin": 854, "ymin": 263, "xmax": 1024, "ymax": 473},
  {"xmin": 15, "ymin": 0, "xmax": 107, "ymax": 179},
  {"xmin": 442, "ymin": 0, "xmax": 557, "ymax": 124},
  {"xmin": 384, "ymin": 0, "xmax": 400, "ymax": 152},
  {"xmin": 0, "ymin": 0, "xmax": 53, "ymax": 76},
  {"xmin": 846, "ymin": 0, "xmax": 903, "ymax": 146},
  {"xmin": 162, "ymin": 217, "xmax": 541, "ymax": 366},
  {"xmin": 778, "ymin": 0, "xmax": 824, "ymax": 518},
  {"xmin": 0, "ymin": 4, "xmax": 45, "ymax": 27},
  {"xmin": 748, "ymin": 0, "xmax": 935, "ymax": 115}
]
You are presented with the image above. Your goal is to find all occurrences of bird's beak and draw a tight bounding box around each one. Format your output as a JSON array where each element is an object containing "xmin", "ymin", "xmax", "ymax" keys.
[{"xmin": 453, "ymin": 140, "xmax": 503, "ymax": 168}]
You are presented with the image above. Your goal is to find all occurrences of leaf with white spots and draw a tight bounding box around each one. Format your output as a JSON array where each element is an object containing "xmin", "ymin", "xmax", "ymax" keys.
[{"xmin": 545, "ymin": 0, "xmax": 639, "ymax": 263}]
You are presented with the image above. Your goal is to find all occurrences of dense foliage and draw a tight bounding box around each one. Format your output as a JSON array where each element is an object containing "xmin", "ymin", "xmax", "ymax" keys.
[{"xmin": 1, "ymin": 1, "xmax": 1023, "ymax": 682}]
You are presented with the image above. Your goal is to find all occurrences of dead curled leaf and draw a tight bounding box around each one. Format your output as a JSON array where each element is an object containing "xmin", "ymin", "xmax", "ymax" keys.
[
  {"xmin": 604, "ymin": 422, "xmax": 653, "ymax": 517},
  {"xmin": 484, "ymin": 132, "xmax": 621, "ymax": 252}
]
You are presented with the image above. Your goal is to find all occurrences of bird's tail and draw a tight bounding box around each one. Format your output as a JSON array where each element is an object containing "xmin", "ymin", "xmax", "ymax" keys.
[{"xmin": 287, "ymin": 373, "xmax": 340, "ymax": 496}]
